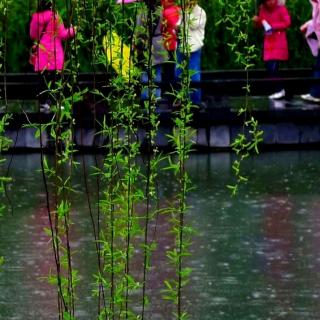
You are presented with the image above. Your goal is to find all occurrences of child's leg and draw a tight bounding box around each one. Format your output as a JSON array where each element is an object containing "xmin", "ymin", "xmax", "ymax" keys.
[
  {"xmin": 265, "ymin": 60, "xmax": 283, "ymax": 93},
  {"xmin": 175, "ymin": 50, "xmax": 184, "ymax": 81},
  {"xmin": 141, "ymin": 71, "xmax": 149, "ymax": 101},
  {"xmin": 154, "ymin": 64, "xmax": 162, "ymax": 99},
  {"xmin": 189, "ymin": 49, "xmax": 202, "ymax": 105},
  {"xmin": 163, "ymin": 51, "xmax": 176, "ymax": 103},
  {"xmin": 141, "ymin": 65, "xmax": 161, "ymax": 101},
  {"xmin": 310, "ymin": 50, "xmax": 320, "ymax": 98},
  {"xmin": 39, "ymin": 71, "xmax": 60, "ymax": 108},
  {"xmin": 176, "ymin": 49, "xmax": 202, "ymax": 104}
]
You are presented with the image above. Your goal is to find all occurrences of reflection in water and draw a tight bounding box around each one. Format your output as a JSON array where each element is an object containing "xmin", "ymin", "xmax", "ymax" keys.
[
  {"xmin": 257, "ymin": 195, "xmax": 295, "ymax": 318},
  {"xmin": 1, "ymin": 151, "xmax": 320, "ymax": 319}
]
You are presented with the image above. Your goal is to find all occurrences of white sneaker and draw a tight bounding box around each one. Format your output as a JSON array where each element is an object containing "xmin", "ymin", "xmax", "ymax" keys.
[
  {"xmin": 40, "ymin": 103, "xmax": 51, "ymax": 112},
  {"xmin": 300, "ymin": 93, "xmax": 320, "ymax": 103},
  {"xmin": 272, "ymin": 100, "xmax": 285, "ymax": 109},
  {"xmin": 269, "ymin": 89, "xmax": 285, "ymax": 100}
]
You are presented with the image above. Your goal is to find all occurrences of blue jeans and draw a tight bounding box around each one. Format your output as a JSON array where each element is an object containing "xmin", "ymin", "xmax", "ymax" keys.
[
  {"xmin": 141, "ymin": 64, "xmax": 161, "ymax": 100},
  {"xmin": 265, "ymin": 60, "xmax": 283, "ymax": 93},
  {"xmin": 176, "ymin": 49, "xmax": 202, "ymax": 105},
  {"xmin": 310, "ymin": 50, "xmax": 320, "ymax": 98}
]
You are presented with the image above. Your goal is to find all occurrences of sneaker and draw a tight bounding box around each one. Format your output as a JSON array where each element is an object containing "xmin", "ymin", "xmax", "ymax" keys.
[
  {"xmin": 193, "ymin": 101, "xmax": 207, "ymax": 110},
  {"xmin": 269, "ymin": 89, "xmax": 285, "ymax": 100},
  {"xmin": 40, "ymin": 103, "xmax": 51, "ymax": 112},
  {"xmin": 272, "ymin": 100, "xmax": 285, "ymax": 109},
  {"xmin": 300, "ymin": 93, "xmax": 320, "ymax": 103}
]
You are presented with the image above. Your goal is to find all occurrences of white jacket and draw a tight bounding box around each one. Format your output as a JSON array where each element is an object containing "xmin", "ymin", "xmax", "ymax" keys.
[{"xmin": 179, "ymin": 5, "xmax": 206, "ymax": 52}]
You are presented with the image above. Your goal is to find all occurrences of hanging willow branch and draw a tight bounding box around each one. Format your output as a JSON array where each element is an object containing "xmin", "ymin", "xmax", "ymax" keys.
[
  {"xmin": 0, "ymin": 0, "xmax": 13, "ymax": 272},
  {"xmin": 218, "ymin": 0, "xmax": 263, "ymax": 196}
]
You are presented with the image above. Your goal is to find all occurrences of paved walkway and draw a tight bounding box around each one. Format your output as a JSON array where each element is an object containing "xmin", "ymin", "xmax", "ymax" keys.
[{"xmin": 205, "ymin": 95, "xmax": 320, "ymax": 111}]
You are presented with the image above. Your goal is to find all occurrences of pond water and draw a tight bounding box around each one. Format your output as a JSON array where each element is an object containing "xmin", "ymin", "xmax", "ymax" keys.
[{"xmin": 1, "ymin": 151, "xmax": 320, "ymax": 319}]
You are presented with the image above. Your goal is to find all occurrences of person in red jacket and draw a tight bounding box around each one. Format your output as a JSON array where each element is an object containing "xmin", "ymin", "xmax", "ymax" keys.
[
  {"xmin": 161, "ymin": 0, "xmax": 180, "ymax": 102},
  {"xmin": 253, "ymin": 0, "xmax": 291, "ymax": 100},
  {"xmin": 161, "ymin": 0, "xmax": 180, "ymax": 52}
]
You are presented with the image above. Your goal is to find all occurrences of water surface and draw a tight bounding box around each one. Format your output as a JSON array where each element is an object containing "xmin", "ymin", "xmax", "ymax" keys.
[{"xmin": 1, "ymin": 151, "xmax": 320, "ymax": 319}]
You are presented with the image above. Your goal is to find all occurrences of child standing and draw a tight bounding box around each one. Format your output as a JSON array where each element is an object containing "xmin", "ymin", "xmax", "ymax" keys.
[
  {"xmin": 253, "ymin": 0, "xmax": 291, "ymax": 100},
  {"xmin": 175, "ymin": 0, "xmax": 206, "ymax": 106},
  {"xmin": 135, "ymin": 0, "xmax": 166, "ymax": 100},
  {"xmin": 29, "ymin": 1, "xmax": 76, "ymax": 73},
  {"xmin": 29, "ymin": 0, "xmax": 76, "ymax": 111},
  {"xmin": 300, "ymin": 0, "xmax": 320, "ymax": 103},
  {"xmin": 161, "ymin": 0, "xmax": 180, "ymax": 102}
]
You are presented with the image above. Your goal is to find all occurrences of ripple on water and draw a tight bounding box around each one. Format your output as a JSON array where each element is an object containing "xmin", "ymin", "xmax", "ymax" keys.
[
  {"xmin": 3, "ymin": 152, "xmax": 320, "ymax": 319},
  {"xmin": 221, "ymin": 276, "xmax": 239, "ymax": 285},
  {"xmin": 250, "ymin": 291, "xmax": 265, "ymax": 301},
  {"xmin": 210, "ymin": 296, "xmax": 229, "ymax": 306}
]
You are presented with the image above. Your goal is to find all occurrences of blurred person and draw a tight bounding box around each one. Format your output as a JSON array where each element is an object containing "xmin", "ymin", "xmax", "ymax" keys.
[
  {"xmin": 300, "ymin": 0, "xmax": 320, "ymax": 103},
  {"xmin": 29, "ymin": 0, "xmax": 76, "ymax": 110},
  {"xmin": 161, "ymin": 0, "xmax": 180, "ymax": 103},
  {"xmin": 135, "ymin": 0, "xmax": 167, "ymax": 101},
  {"xmin": 253, "ymin": 0, "xmax": 291, "ymax": 100},
  {"xmin": 175, "ymin": 0, "xmax": 206, "ymax": 106}
]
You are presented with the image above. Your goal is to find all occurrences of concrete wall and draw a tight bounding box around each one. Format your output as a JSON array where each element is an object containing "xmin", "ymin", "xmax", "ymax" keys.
[{"xmin": 5, "ymin": 122, "xmax": 320, "ymax": 151}]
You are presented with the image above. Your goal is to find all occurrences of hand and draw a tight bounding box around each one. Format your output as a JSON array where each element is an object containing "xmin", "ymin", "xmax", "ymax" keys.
[
  {"xmin": 300, "ymin": 22, "xmax": 308, "ymax": 33},
  {"xmin": 252, "ymin": 15, "xmax": 260, "ymax": 23}
]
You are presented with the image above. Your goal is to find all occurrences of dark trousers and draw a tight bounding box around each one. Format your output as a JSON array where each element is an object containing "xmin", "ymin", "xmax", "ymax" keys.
[
  {"xmin": 265, "ymin": 60, "xmax": 283, "ymax": 93},
  {"xmin": 310, "ymin": 50, "xmax": 320, "ymax": 98},
  {"xmin": 162, "ymin": 51, "xmax": 176, "ymax": 103},
  {"xmin": 176, "ymin": 49, "xmax": 202, "ymax": 105},
  {"xmin": 38, "ymin": 71, "xmax": 60, "ymax": 105}
]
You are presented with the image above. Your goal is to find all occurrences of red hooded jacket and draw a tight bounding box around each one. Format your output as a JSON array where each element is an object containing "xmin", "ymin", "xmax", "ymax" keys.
[
  {"xmin": 256, "ymin": 4, "xmax": 291, "ymax": 61},
  {"xmin": 161, "ymin": 0, "xmax": 180, "ymax": 51}
]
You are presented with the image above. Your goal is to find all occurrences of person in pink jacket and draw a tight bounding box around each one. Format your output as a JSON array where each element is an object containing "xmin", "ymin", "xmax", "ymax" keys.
[
  {"xmin": 29, "ymin": 0, "xmax": 76, "ymax": 110},
  {"xmin": 30, "ymin": 0, "xmax": 76, "ymax": 72},
  {"xmin": 253, "ymin": 0, "xmax": 291, "ymax": 100},
  {"xmin": 300, "ymin": 0, "xmax": 320, "ymax": 103}
]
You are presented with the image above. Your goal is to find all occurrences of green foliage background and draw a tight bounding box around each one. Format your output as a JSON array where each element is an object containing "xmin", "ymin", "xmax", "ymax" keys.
[{"xmin": 3, "ymin": 0, "xmax": 314, "ymax": 72}]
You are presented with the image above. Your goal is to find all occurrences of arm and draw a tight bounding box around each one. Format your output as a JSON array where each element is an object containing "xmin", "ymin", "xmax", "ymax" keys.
[
  {"xmin": 57, "ymin": 24, "xmax": 76, "ymax": 40},
  {"xmin": 189, "ymin": 8, "xmax": 206, "ymax": 31},
  {"xmin": 252, "ymin": 5, "xmax": 263, "ymax": 28},
  {"xmin": 133, "ymin": 13, "xmax": 147, "ymax": 51},
  {"xmin": 313, "ymin": 5, "xmax": 320, "ymax": 42},
  {"xmin": 30, "ymin": 13, "xmax": 41, "ymax": 40},
  {"xmin": 56, "ymin": 15, "xmax": 76, "ymax": 40},
  {"xmin": 252, "ymin": 15, "xmax": 262, "ymax": 28},
  {"xmin": 163, "ymin": 6, "xmax": 180, "ymax": 29},
  {"xmin": 269, "ymin": 6, "xmax": 291, "ymax": 30},
  {"xmin": 300, "ymin": 20, "xmax": 312, "ymax": 33}
]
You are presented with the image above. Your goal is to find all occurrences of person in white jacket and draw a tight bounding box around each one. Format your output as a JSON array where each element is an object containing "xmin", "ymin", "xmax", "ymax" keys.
[{"xmin": 176, "ymin": 0, "xmax": 206, "ymax": 105}]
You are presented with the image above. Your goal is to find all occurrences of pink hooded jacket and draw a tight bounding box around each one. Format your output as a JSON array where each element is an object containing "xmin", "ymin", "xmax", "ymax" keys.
[
  {"xmin": 256, "ymin": 3, "xmax": 291, "ymax": 61},
  {"xmin": 310, "ymin": 0, "xmax": 320, "ymax": 41},
  {"xmin": 30, "ymin": 10, "xmax": 75, "ymax": 72},
  {"xmin": 301, "ymin": 0, "xmax": 320, "ymax": 56}
]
